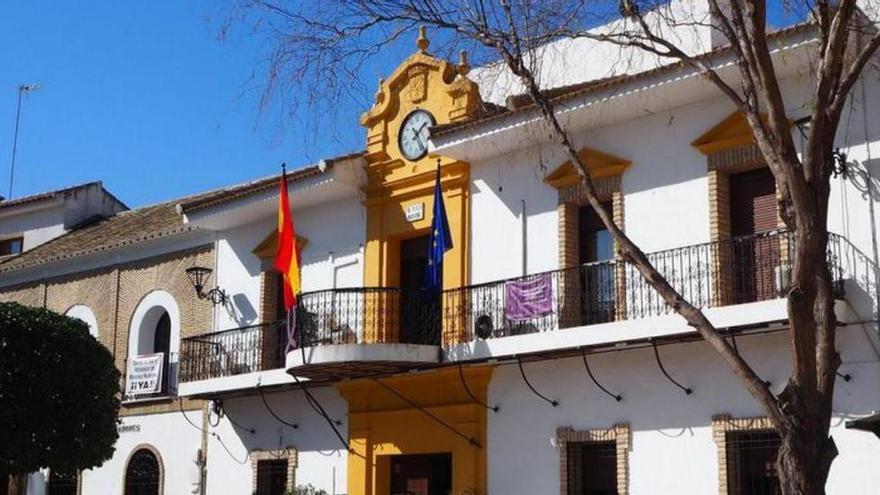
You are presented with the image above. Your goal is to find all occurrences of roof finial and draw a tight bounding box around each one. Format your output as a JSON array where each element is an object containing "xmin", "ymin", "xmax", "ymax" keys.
[
  {"xmin": 457, "ymin": 50, "xmax": 470, "ymax": 76},
  {"xmin": 375, "ymin": 78, "xmax": 385, "ymax": 103},
  {"xmin": 417, "ymin": 26, "xmax": 429, "ymax": 52}
]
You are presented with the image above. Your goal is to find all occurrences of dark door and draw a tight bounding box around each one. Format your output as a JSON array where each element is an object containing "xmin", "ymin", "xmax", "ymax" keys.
[
  {"xmin": 399, "ymin": 235, "xmax": 440, "ymax": 345},
  {"xmin": 729, "ymin": 168, "xmax": 779, "ymax": 303},
  {"xmin": 390, "ymin": 453, "xmax": 452, "ymax": 495},
  {"xmin": 578, "ymin": 202, "xmax": 615, "ymax": 324},
  {"xmin": 153, "ymin": 312, "xmax": 171, "ymax": 394}
]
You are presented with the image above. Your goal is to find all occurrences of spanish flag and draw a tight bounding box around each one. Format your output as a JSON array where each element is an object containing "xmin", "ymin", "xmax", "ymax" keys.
[{"xmin": 274, "ymin": 166, "xmax": 301, "ymax": 310}]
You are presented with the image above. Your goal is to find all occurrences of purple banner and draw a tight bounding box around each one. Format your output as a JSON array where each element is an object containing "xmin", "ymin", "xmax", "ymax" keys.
[{"xmin": 504, "ymin": 273, "xmax": 553, "ymax": 322}]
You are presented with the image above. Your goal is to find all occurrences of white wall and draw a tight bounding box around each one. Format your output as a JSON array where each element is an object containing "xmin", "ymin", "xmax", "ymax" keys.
[
  {"xmin": 80, "ymin": 411, "xmax": 203, "ymax": 495},
  {"xmin": 487, "ymin": 326, "xmax": 880, "ymax": 494},
  {"xmin": 205, "ymin": 386, "xmax": 348, "ymax": 495},
  {"xmin": 469, "ymin": 69, "xmax": 880, "ymax": 286},
  {"xmin": 215, "ymin": 196, "xmax": 366, "ymax": 330},
  {"xmin": 0, "ymin": 205, "xmax": 66, "ymax": 252}
]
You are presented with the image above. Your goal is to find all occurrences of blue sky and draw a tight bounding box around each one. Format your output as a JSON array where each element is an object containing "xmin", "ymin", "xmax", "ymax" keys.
[
  {"xmin": 0, "ymin": 2, "xmax": 801, "ymax": 208},
  {"xmin": 0, "ymin": 1, "xmax": 405, "ymax": 207}
]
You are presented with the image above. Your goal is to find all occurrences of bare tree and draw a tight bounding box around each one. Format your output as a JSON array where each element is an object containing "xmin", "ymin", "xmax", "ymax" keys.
[{"xmin": 225, "ymin": 1, "xmax": 880, "ymax": 493}]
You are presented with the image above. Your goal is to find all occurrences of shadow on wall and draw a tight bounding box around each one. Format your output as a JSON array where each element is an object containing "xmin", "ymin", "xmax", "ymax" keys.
[{"xmin": 219, "ymin": 388, "xmax": 349, "ymax": 456}]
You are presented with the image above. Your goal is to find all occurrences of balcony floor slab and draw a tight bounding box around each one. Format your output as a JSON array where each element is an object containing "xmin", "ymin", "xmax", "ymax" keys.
[
  {"xmin": 444, "ymin": 299, "xmax": 851, "ymax": 363},
  {"xmin": 286, "ymin": 343, "xmax": 441, "ymax": 380}
]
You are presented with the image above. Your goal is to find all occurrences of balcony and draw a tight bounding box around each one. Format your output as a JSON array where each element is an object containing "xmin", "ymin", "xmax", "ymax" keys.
[
  {"xmin": 178, "ymin": 231, "xmax": 875, "ymax": 388},
  {"xmin": 287, "ymin": 287, "xmax": 442, "ymax": 379},
  {"xmin": 179, "ymin": 321, "xmax": 287, "ymax": 383}
]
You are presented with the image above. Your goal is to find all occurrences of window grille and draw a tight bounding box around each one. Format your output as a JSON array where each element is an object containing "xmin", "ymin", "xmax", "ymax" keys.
[
  {"xmin": 256, "ymin": 459, "xmax": 289, "ymax": 495},
  {"xmin": 725, "ymin": 430, "xmax": 781, "ymax": 495},
  {"xmin": 48, "ymin": 469, "xmax": 78, "ymax": 495},
  {"xmin": 566, "ymin": 440, "xmax": 618, "ymax": 495}
]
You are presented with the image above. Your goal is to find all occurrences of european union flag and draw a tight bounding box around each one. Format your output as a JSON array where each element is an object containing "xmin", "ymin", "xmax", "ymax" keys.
[{"xmin": 426, "ymin": 164, "xmax": 452, "ymax": 291}]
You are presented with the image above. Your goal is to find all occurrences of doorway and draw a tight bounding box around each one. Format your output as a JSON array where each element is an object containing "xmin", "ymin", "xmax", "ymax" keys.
[
  {"xmin": 399, "ymin": 235, "xmax": 440, "ymax": 345},
  {"xmin": 578, "ymin": 202, "xmax": 616, "ymax": 324},
  {"xmin": 728, "ymin": 167, "xmax": 779, "ymax": 303},
  {"xmin": 390, "ymin": 453, "xmax": 452, "ymax": 495}
]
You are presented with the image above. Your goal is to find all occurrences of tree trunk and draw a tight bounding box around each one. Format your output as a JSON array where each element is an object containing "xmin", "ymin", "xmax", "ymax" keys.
[
  {"xmin": 8, "ymin": 473, "xmax": 27, "ymax": 495},
  {"xmin": 776, "ymin": 413, "xmax": 838, "ymax": 495}
]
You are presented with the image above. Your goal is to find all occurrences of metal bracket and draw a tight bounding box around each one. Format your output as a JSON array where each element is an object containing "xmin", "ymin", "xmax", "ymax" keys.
[
  {"xmin": 729, "ymin": 331, "xmax": 771, "ymax": 387},
  {"xmin": 373, "ymin": 378, "xmax": 482, "ymax": 448},
  {"xmin": 582, "ymin": 349, "xmax": 622, "ymax": 402},
  {"xmin": 517, "ymin": 357, "xmax": 558, "ymax": 407},
  {"xmin": 652, "ymin": 340, "xmax": 692, "ymax": 395},
  {"xmin": 215, "ymin": 400, "xmax": 256, "ymax": 434},
  {"xmin": 459, "ymin": 364, "xmax": 499, "ymax": 412},
  {"xmin": 837, "ymin": 371, "xmax": 853, "ymax": 382},
  {"xmin": 259, "ymin": 387, "xmax": 298, "ymax": 429}
]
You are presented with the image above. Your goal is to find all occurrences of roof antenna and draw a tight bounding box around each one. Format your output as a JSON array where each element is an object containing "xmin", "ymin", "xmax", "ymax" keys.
[{"xmin": 8, "ymin": 83, "xmax": 40, "ymax": 200}]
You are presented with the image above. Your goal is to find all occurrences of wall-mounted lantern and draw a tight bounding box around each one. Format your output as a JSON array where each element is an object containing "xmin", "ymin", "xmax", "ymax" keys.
[{"xmin": 185, "ymin": 266, "xmax": 228, "ymax": 306}]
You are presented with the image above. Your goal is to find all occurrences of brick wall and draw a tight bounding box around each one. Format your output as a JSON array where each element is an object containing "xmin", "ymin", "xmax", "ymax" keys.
[{"xmin": 0, "ymin": 244, "xmax": 215, "ymax": 416}]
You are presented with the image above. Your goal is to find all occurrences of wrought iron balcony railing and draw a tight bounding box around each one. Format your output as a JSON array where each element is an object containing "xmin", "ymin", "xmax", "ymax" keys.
[
  {"xmin": 179, "ymin": 321, "xmax": 287, "ymax": 382},
  {"xmin": 443, "ymin": 230, "xmax": 860, "ymax": 341},
  {"xmin": 293, "ymin": 287, "xmax": 441, "ymax": 349},
  {"xmin": 179, "ymin": 230, "xmax": 876, "ymax": 382}
]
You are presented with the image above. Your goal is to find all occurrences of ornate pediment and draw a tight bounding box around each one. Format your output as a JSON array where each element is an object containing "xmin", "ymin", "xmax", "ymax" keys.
[{"xmin": 545, "ymin": 148, "xmax": 631, "ymax": 189}]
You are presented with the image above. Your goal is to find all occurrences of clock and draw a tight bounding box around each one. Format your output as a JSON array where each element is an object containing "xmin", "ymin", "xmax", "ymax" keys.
[{"xmin": 398, "ymin": 109, "xmax": 435, "ymax": 161}]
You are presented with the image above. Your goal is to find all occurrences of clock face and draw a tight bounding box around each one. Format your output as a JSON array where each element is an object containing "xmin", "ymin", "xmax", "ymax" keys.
[{"xmin": 398, "ymin": 109, "xmax": 435, "ymax": 161}]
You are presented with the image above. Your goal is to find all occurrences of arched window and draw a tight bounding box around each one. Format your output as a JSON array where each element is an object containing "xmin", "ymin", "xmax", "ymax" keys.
[
  {"xmin": 128, "ymin": 291, "xmax": 180, "ymax": 398},
  {"xmin": 124, "ymin": 449, "xmax": 161, "ymax": 495},
  {"xmin": 65, "ymin": 304, "xmax": 98, "ymax": 339}
]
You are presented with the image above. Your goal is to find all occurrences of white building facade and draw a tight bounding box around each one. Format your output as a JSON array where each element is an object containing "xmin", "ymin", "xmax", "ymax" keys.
[{"xmin": 2, "ymin": 5, "xmax": 879, "ymax": 495}]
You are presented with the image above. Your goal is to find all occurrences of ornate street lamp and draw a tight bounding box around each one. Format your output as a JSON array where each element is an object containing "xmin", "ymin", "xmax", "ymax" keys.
[{"xmin": 185, "ymin": 266, "xmax": 228, "ymax": 306}]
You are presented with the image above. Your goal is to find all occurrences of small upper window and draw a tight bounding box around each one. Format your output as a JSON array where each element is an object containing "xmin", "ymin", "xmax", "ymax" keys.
[{"xmin": 0, "ymin": 237, "xmax": 23, "ymax": 256}]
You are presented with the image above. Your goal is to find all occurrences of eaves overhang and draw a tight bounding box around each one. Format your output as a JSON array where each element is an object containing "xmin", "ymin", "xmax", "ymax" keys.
[{"xmin": 179, "ymin": 153, "xmax": 366, "ymax": 231}]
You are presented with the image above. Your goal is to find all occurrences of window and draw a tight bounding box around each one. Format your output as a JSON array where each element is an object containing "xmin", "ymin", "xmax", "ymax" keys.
[
  {"xmin": 713, "ymin": 415, "xmax": 779, "ymax": 495},
  {"xmin": 566, "ymin": 441, "xmax": 617, "ymax": 495},
  {"xmin": 124, "ymin": 448, "xmax": 161, "ymax": 495},
  {"xmin": 725, "ymin": 430, "xmax": 781, "ymax": 495},
  {"xmin": 578, "ymin": 203, "xmax": 616, "ymax": 324},
  {"xmin": 256, "ymin": 460, "xmax": 289, "ymax": 495},
  {"xmin": 0, "ymin": 237, "xmax": 23, "ymax": 256},
  {"xmin": 557, "ymin": 425, "xmax": 630, "ymax": 495},
  {"xmin": 251, "ymin": 450, "xmax": 297, "ymax": 495},
  {"xmin": 47, "ymin": 469, "xmax": 78, "ymax": 495}
]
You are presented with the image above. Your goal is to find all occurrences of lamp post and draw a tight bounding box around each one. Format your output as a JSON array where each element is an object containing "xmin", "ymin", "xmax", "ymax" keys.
[{"xmin": 185, "ymin": 266, "xmax": 228, "ymax": 306}]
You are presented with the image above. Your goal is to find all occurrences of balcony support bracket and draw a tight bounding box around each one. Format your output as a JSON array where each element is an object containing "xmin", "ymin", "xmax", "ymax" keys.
[
  {"xmin": 259, "ymin": 387, "xmax": 299, "ymax": 429},
  {"xmin": 372, "ymin": 377, "xmax": 482, "ymax": 448},
  {"xmin": 458, "ymin": 364, "xmax": 499, "ymax": 412},
  {"xmin": 652, "ymin": 339, "xmax": 693, "ymax": 395},
  {"xmin": 581, "ymin": 349, "xmax": 622, "ymax": 402},
  {"xmin": 517, "ymin": 357, "xmax": 559, "ymax": 407}
]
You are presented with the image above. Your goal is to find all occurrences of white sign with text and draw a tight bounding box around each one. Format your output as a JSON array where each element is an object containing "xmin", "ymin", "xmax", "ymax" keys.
[
  {"xmin": 125, "ymin": 353, "xmax": 164, "ymax": 396},
  {"xmin": 405, "ymin": 203, "xmax": 424, "ymax": 222}
]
